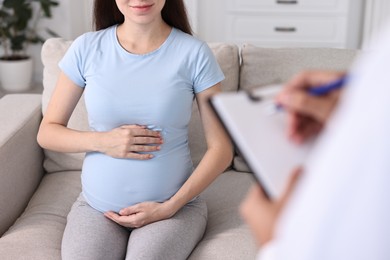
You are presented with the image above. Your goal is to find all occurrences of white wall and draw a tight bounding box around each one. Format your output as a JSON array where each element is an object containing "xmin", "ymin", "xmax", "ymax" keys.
[
  {"xmin": 196, "ymin": 0, "xmax": 225, "ymax": 42},
  {"xmin": 184, "ymin": 0, "xmax": 198, "ymax": 34},
  {"xmin": 32, "ymin": 0, "xmax": 199, "ymax": 83},
  {"xmin": 184, "ymin": 0, "xmax": 390, "ymax": 48},
  {"xmin": 31, "ymin": 0, "xmax": 93, "ymax": 83},
  {"xmin": 83, "ymin": 0, "xmax": 94, "ymax": 32},
  {"xmin": 362, "ymin": 0, "xmax": 390, "ymax": 48},
  {"xmin": 32, "ymin": 0, "xmax": 390, "ymax": 83},
  {"xmin": 194, "ymin": 0, "xmax": 366, "ymax": 48}
]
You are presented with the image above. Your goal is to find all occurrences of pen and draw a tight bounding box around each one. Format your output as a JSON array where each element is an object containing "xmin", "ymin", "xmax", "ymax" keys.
[
  {"xmin": 308, "ymin": 75, "xmax": 348, "ymax": 96},
  {"xmin": 275, "ymin": 75, "xmax": 348, "ymax": 111}
]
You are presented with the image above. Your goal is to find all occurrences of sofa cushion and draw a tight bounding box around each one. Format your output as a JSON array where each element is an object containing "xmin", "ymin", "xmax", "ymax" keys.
[
  {"xmin": 239, "ymin": 44, "xmax": 358, "ymax": 92},
  {"xmin": 189, "ymin": 170, "xmax": 257, "ymax": 259},
  {"xmin": 41, "ymin": 39, "xmax": 88, "ymax": 173},
  {"xmin": 41, "ymin": 39, "xmax": 240, "ymax": 173},
  {"xmin": 0, "ymin": 171, "xmax": 81, "ymax": 259},
  {"xmin": 0, "ymin": 169, "xmax": 256, "ymax": 259}
]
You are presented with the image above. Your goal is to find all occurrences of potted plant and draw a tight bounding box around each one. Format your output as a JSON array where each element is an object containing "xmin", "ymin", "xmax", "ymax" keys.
[{"xmin": 0, "ymin": 0, "xmax": 59, "ymax": 92}]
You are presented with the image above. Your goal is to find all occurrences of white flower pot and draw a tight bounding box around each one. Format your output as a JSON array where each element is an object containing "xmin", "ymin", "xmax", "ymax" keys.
[{"xmin": 0, "ymin": 58, "xmax": 33, "ymax": 92}]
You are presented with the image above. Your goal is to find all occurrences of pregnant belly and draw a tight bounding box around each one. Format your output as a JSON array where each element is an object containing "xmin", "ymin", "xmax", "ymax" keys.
[{"xmin": 81, "ymin": 149, "xmax": 193, "ymax": 213}]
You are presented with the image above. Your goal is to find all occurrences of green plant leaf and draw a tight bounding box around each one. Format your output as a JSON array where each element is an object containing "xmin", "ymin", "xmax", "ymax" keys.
[
  {"xmin": 3, "ymin": 0, "xmax": 25, "ymax": 9},
  {"xmin": 46, "ymin": 28, "xmax": 59, "ymax": 38},
  {"xmin": 32, "ymin": 0, "xmax": 59, "ymax": 17},
  {"xmin": 14, "ymin": 5, "xmax": 32, "ymax": 31},
  {"xmin": 10, "ymin": 35, "xmax": 26, "ymax": 52},
  {"xmin": 1, "ymin": 0, "xmax": 59, "ymax": 58}
]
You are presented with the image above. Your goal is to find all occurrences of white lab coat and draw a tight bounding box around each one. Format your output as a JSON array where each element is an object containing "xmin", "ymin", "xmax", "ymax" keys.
[{"xmin": 258, "ymin": 22, "xmax": 390, "ymax": 260}]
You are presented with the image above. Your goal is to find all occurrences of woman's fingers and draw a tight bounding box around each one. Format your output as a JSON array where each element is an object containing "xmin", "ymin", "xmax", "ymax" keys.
[
  {"xmin": 128, "ymin": 144, "xmax": 161, "ymax": 152},
  {"xmin": 101, "ymin": 125, "xmax": 164, "ymax": 159},
  {"xmin": 131, "ymin": 137, "xmax": 163, "ymax": 145},
  {"xmin": 120, "ymin": 125, "xmax": 161, "ymax": 138},
  {"xmin": 124, "ymin": 152, "xmax": 154, "ymax": 160}
]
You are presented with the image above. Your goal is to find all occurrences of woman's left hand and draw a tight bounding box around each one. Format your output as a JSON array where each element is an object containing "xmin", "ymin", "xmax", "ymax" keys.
[{"xmin": 104, "ymin": 201, "xmax": 176, "ymax": 228}]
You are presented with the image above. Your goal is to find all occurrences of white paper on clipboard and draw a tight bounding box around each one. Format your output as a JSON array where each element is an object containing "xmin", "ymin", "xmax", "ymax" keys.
[{"xmin": 210, "ymin": 85, "xmax": 314, "ymax": 199}]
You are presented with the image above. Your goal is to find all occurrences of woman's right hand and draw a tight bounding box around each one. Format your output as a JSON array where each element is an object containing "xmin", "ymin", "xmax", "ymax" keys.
[{"xmin": 97, "ymin": 125, "xmax": 163, "ymax": 159}]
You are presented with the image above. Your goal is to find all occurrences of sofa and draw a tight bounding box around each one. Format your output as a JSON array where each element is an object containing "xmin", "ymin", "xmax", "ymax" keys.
[{"xmin": 0, "ymin": 38, "xmax": 357, "ymax": 259}]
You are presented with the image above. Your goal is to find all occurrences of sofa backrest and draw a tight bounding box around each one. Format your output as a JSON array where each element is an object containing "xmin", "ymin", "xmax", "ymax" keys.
[
  {"xmin": 41, "ymin": 39, "xmax": 87, "ymax": 173},
  {"xmin": 239, "ymin": 44, "xmax": 358, "ymax": 91},
  {"xmin": 40, "ymin": 38, "xmax": 240, "ymax": 173}
]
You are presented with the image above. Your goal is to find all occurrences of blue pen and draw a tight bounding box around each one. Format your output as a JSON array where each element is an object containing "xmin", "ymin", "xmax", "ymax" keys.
[
  {"xmin": 308, "ymin": 75, "xmax": 348, "ymax": 96},
  {"xmin": 275, "ymin": 75, "xmax": 348, "ymax": 111}
]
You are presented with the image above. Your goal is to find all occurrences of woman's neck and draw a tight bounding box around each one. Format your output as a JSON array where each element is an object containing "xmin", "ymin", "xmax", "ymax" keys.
[{"xmin": 117, "ymin": 19, "xmax": 172, "ymax": 55}]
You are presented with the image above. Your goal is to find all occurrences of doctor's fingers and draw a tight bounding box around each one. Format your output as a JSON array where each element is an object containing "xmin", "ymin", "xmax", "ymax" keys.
[
  {"xmin": 241, "ymin": 185, "xmax": 271, "ymax": 213},
  {"xmin": 281, "ymin": 90, "xmax": 340, "ymax": 123},
  {"xmin": 287, "ymin": 113, "xmax": 322, "ymax": 143},
  {"xmin": 277, "ymin": 167, "xmax": 302, "ymax": 212}
]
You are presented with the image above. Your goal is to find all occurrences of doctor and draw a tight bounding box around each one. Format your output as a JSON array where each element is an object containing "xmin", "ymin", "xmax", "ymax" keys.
[{"xmin": 240, "ymin": 22, "xmax": 390, "ymax": 260}]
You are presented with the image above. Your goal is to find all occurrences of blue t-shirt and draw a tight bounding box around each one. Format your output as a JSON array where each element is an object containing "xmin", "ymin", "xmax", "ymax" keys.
[{"xmin": 59, "ymin": 26, "xmax": 224, "ymax": 213}]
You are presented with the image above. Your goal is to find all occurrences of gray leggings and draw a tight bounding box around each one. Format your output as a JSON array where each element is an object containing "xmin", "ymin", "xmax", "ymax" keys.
[{"xmin": 62, "ymin": 193, "xmax": 207, "ymax": 260}]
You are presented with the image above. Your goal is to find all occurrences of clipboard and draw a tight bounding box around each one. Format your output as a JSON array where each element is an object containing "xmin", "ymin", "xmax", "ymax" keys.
[{"xmin": 210, "ymin": 85, "xmax": 314, "ymax": 199}]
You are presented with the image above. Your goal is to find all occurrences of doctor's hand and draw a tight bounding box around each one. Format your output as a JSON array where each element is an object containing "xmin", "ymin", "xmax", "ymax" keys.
[
  {"xmin": 275, "ymin": 71, "xmax": 346, "ymax": 144},
  {"xmin": 104, "ymin": 201, "xmax": 177, "ymax": 228},
  {"xmin": 97, "ymin": 125, "xmax": 163, "ymax": 159},
  {"xmin": 240, "ymin": 167, "xmax": 302, "ymax": 246}
]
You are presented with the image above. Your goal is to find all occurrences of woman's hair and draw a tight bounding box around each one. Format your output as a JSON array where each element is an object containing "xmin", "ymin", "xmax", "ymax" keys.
[{"xmin": 93, "ymin": 0, "xmax": 192, "ymax": 35}]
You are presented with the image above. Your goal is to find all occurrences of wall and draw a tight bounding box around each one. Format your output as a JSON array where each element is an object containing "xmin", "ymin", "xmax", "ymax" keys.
[
  {"xmin": 362, "ymin": 0, "xmax": 390, "ymax": 48},
  {"xmin": 184, "ymin": 0, "xmax": 198, "ymax": 34},
  {"xmin": 191, "ymin": 0, "xmax": 390, "ymax": 48},
  {"xmin": 194, "ymin": 0, "xmax": 366, "ymax": 48},
  {"xmin": 32, "ymin": 0, "xmax": 198, "ymax": 84},
  {"xmin": 31, "ymin": 0, "xmax": 390, "ymax": 84},
  {"xmin": 31, "ymin": 0, "xmax": 92, "ymax": 83}
]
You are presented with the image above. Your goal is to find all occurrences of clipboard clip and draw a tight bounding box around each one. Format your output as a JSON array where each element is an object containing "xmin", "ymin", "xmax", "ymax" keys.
[
  {"xmin": 247, "ymin": 90, "xmax": 263, "ymax": 102},
  {"xmin": 246, "ymin": 89, "xmax": 283, "ymax": 115},
  {"xmin": 246, "ymin": 80, "xmax": 283, "ymax": 102}
]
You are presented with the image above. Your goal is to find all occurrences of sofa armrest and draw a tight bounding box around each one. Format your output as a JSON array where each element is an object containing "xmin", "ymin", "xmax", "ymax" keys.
[{"xmin": 0, "ymin": 94, "xmax": 44, "ymax": 236}]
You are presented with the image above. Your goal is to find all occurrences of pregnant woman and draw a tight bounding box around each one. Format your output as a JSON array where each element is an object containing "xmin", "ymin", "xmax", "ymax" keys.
[{"xmin": 37, "ymin": 0, "xmax": 232, "ymax": 259}]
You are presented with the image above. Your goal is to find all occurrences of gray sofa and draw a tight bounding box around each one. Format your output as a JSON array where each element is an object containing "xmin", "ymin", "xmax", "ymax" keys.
[{"xmin": 0, "ymin": 39, "xmax": 357, "ymax": 259}]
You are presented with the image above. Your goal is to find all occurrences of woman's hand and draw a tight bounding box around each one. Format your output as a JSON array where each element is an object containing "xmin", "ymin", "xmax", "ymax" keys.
[
  {"xmin": 240, "ymin": 167, "xmax": 302, "ymax": 246},
  {"xmin": 97, "ymin": 125, "xmax": 163, "ymax": 159},
  {"xmin": 104, "ymin": 201, "xmax": 177, "ymax": 228}
]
